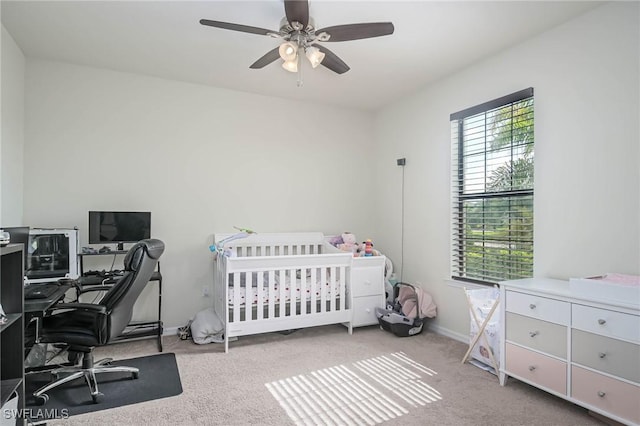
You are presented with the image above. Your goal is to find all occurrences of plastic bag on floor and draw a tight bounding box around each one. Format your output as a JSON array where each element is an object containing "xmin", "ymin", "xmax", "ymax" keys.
[{"xmin": 190, "ymin": 308, "xmax": 224, "ymax": 344}]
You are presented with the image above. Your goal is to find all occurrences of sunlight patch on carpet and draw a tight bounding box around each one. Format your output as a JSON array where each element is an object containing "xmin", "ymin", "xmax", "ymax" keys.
[
  {"xmin": 353, "ymin": 352, "xmax": 442, "ymax": 408},
  {"xmin": 266, "ymin": 352, "xmax": 440, "ymax": 425}
]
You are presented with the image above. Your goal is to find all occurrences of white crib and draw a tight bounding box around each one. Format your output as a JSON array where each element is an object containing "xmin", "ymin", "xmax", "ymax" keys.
[{"xmin": 213, "ymin": 232, "xmax": 357, "ymax": 352}]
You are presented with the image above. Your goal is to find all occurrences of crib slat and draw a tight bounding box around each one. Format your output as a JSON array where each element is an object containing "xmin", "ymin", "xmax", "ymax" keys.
[
  {"xmin": 329, "ymin": 266, "xmax": 336, "ymax": 312},
  {"xmin": 278, "ymin": 269, "xmax": 286, "ymax": 318},
  {"xmin": 320, "ymin": 267, "xmax": 327, "ymax": 313},
  {"xmin": 268, "ymin": 270, "xmax": 275, "ymax": 319},
  {"xmin": 300, "ymin": 268, "xmax": 307, "ymax": 316},
  {"xmin": 339, "ymin": 266, "xmax": 346, "ymax": 311},
  {"xmin": 289, "ymin": 268, "xmax": 296, "ymax": 316},
  {"xmin": 233, "ymin": 272, "xmax": 240, "ymax": 323},
  {"xmin": 310, "ymin": 268, "xmax": 317, "ymax": 314},
  {"xmin": 245, "ymin": 272, "xmax": 253, "ymax": 321},
  {"xmin": 256, "ymin": 271, "xmax": 264, "ymax": 320}
]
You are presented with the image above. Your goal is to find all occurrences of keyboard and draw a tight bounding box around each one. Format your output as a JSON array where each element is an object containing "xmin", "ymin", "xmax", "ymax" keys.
[{"xmin": 24, "ymin": 284, "xmax": 60, "ymax": 300}]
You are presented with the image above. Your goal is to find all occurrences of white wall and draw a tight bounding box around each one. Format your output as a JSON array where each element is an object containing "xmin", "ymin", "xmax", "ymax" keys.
[
  {"xmin": 11, "ymin": 2, "xmax": 640, "ymax": 338},
  {"xmin": 373, "ymin": 2, "xmax": 640, "ymax": 340},
  {"xmin": 1, "ymin": 25, "xmax": 25, "ymax": 226},
  {"xmin": 23, "ymin": 60, "xmax": 376, "ymax": 327}
]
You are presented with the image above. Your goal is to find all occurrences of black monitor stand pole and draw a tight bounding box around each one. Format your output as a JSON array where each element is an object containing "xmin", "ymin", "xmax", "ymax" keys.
[{"xmin": 117, "ymin": 242, "xmax": 124, "ymax": 251}]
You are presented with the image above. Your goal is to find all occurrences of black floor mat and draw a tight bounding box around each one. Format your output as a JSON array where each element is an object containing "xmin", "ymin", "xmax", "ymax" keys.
[{"xmin": 24, "ymin": 352, "xmax": 182, "ymax": 422}]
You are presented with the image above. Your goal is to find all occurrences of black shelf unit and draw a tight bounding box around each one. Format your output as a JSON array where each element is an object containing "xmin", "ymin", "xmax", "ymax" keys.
[
  {"xmin": 1, "ymin": 244, "xmax": 25, "ymax": 425},
  {"xmin": 77, "ymin": 251, "xmax": 163, "ymax": 352}
]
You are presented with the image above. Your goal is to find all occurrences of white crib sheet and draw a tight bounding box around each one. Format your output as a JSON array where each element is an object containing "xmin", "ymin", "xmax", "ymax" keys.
[{"xmin": 228, "ymin": 278, "xmax": 343, "ymax": 307}]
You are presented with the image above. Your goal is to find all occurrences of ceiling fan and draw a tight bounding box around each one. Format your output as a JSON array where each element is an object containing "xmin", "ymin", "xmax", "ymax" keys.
[{"xmin": 200, "ymin": 0, "xmax": 394, "ymax": 79}]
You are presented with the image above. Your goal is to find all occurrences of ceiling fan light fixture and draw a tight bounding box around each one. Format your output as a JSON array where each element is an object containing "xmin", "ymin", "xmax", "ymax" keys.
[
  {"xmin": 278, "ymin": 41, "xmax": 298, "ymax": 61},
  {"xmin": 305, "ymin": 46, "xmax": 325, "ymax": 68},
  {"xmin": 201, "ymin": 0, "xmax": 395, "ymax": 78},
  {"xmin": 282, "ymin": 58, "xmax": 298, "ymax": 73}
]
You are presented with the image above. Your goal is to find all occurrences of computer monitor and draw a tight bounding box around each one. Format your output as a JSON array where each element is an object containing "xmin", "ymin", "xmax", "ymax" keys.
[
  {"xmin": 2, "ymin": 226, "xmax": 30, "ymax": 269},
  {"xmin": 88, "ymin": 211, "xmax": 151, "ymax": 250}
]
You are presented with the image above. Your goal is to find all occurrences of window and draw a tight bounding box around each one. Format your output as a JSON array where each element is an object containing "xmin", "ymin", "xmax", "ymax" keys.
[{"xmin": 451, "ymin": 88, "xmax": 534, "ymax": 284}]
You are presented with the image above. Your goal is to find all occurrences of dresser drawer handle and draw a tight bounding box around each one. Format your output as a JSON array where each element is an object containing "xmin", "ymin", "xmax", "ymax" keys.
[
  {"xmin": 598, "ymin": 352, "xmax": 606, "ymax": 359},
  {"xmin": 529, "ymin": 331, "xmax": 539, "ymax": 338},
  {"xmin": 528, "ymin": 366, "xmax": 536, "ymax": 372},
  {"xmin": 597, "ymin": 391, "xmax": 606, "ymax": 398},
  {"xmin": 598, "ymin": 319, "xmax": 606, "ymax": 325},
  {"xmin": 529, "ymin": 304, "xmax": 536, "ymax": 310}
]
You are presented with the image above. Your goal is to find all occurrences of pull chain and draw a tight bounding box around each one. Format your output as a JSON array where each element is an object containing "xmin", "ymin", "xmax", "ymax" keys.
[{"xmin": 296, "ymin": 53, "xmax": 303, "ymax": 87}]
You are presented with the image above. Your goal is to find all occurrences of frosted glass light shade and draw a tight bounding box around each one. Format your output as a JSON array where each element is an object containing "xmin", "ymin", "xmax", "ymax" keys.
[
  {"xmin": 305, "ymin": 46, "xmax": 325, "ymax": 68},
  {"xmin": 278, "ymin": 42, "xmax": 298, "ymax": 61},
  {"xmin": 282, "ymin": 58, "xmax": 298, "ymax": 72}
]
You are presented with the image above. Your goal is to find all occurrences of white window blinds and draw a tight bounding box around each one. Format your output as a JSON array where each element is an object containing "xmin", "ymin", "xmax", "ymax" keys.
[{"xmin": 451, "ymin": 88, "xmax": 534, "ymax": 284}]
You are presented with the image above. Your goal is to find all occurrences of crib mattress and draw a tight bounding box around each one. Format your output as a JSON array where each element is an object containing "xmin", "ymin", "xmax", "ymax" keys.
[{"xmin": 228, "ymin": 279, "xmax": 343, "ymax": 307}]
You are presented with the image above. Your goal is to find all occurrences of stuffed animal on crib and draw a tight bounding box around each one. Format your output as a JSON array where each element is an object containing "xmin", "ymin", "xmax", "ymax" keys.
[
  {"xmin": 364, "ymin": 239, "xmax": 374, "ymax": 256},
  {"xmin": 337, "ymin": 232, "xmax": 358, "ymax": 254}
]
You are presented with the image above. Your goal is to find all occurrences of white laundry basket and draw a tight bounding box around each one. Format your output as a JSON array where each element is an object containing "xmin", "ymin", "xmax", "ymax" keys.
[{"xmin": 462, "ymin": 287, "xmax": 501, "ymax": 373}]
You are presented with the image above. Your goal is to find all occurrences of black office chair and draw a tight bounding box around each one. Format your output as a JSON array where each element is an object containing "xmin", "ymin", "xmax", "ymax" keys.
[{"xmin": 32, "ymin": 239, "xmax": 165, "ymax": 404}]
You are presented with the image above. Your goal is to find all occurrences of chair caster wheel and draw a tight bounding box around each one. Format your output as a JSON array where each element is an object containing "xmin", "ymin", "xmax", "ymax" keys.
[
  {"xmin": 34, "ymin": 394, "xmax": 49, "ymax": 406},
  {"xmin": 92, "ymin": 392, "xmax": 104, "ymax": 404},
  {"xmin": 132, "ymin": 371, "xmax": 139, "ymax": 379}
]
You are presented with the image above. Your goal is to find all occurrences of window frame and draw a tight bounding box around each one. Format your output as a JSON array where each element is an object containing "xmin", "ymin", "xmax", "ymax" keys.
[{"xmin": 450, "ymin": 88, "xmax": 534, "ymax": 285}]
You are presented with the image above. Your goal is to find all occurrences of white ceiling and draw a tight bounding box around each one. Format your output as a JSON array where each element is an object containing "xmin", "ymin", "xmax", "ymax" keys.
[{"xmin": 2, "ymin": 1, "xmax": 601, "ymax": 111}]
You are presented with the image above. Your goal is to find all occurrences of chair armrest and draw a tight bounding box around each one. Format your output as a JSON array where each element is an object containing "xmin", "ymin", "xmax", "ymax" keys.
[
  {"xmin": 78, "ymin": 285, "xmax": 113, "ymax": 294},
  {"xmin": 50, "ymin": 303, "xmax": 107, "ymax": 314}
]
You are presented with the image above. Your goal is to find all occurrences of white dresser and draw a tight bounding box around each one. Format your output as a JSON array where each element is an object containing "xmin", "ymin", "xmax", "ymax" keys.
[{"xmin": 499, "ymin": 278, "xmax": 640, "ymax": 426}]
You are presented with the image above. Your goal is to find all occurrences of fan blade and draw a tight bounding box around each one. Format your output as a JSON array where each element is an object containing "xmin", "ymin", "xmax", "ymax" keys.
[
  {"xmin": 250, "ymin": 47, "xmax": 281, "ymax": 69},
  {"xmin": 315, "ymin": 45, "xmax": 350, "ymax": 74},
  {"xmin": 199, "ymin": 19, "xmax": 274, "ymax": 36},
  {"xmin": 284, "ymin": 0, "xmax": 309, "ymax": 28},
  {"xmin": 317, "ymin": 22, "xmax": 394, "ymax": 42}
]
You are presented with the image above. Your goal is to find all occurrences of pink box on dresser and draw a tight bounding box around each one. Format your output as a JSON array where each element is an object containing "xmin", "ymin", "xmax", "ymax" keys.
[{"xmin": 569, "ymin": 273, "xmax": 640, "ymax": 307}]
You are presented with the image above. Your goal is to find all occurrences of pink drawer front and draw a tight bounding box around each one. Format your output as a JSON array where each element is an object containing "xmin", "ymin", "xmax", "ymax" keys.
[
  {"xmin": 571, "ymin": 366, "xmax": 640, "ymax": 425},
  {"xmin": 505, "ymin": 343, "xmax": 567, "ymax": 395}
]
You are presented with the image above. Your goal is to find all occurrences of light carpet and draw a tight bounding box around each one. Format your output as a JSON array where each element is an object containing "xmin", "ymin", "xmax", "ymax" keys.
[{"xmin": 46, "ymin": 324, "xmax": 605, "ymax": 425}]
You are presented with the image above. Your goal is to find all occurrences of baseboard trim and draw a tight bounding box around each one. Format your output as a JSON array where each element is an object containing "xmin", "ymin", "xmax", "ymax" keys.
[
  {"xmin": 163, "ymin": 324, "xmax": 468, "ymax": 344},
  {"xmin": 429, "ymin": 324, "xmax": 468, "ymax": 344},
  {"xmin": 163, "ymin": 326, "xmax": 179, "ymax": 337},
  {"xmin": 162, "ymin": 325, "xmax": 469, "ymax": 344}
]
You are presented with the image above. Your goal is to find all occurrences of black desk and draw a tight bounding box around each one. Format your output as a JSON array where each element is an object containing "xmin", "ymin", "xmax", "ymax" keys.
[
  {"xmin": 24, "ymin": 284, "xmax": 71, "ymax": 314},
  {"xmin": 24, "ymin": 284, "xmax": 72, "ymax": 362}
]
